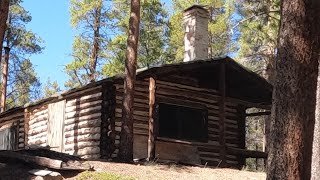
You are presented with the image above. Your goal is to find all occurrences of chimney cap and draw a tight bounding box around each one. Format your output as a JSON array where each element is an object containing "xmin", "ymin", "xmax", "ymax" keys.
[{"xmin": 184, "ymin": 5, "xmax": 208, "ymax": 12}]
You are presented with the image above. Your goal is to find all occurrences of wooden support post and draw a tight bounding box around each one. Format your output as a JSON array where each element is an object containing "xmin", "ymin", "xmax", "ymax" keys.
[
  {"xmin": 237, "ymin": 105, "xmax": 246, "ymax": 169},
  {"xmin": 219, "ymin": 61, "xmax": 226, "ymax": 167},
  {"xmin": 24, "ymin": 107, "xmax": 30, "ymax": 148},
  {"xmin": 148, "ymin": 77, "xmax": 156, "ymax": 161}
]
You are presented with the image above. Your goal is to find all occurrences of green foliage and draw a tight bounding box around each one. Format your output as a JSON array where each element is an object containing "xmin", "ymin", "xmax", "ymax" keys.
[
  {"xmin": 43, "ymin": 78, "xmax": 61, "ymax": 97},
  {"xmin": 77, "ymin": 171, "xmax": 135, "ymax": 180},
  {"xmin": 102, "ymin": 0, "xmax": 169, "ymax": 77},
  {"xmin": 4, "ymin": 0, "xmax": 43, "ymax": 109},
  {"xmin": 168, "ymin": 0, "xmax": 236, "ymax": 63},
  {"xmin": 236, "ymin": 0, "xmax": 280, "ymax": 80},
  {"xmin": 66, "ymin": 0, "xmax": 108, "ymax": 88}
]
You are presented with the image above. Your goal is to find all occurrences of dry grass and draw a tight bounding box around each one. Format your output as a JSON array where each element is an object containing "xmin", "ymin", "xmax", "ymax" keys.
[{"xmin": 67, "ymin": 161, "xmax": 266, "ymax": 180}]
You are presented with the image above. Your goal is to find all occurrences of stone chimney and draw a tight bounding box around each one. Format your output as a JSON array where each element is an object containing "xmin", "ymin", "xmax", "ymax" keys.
[{"xmin": 183, "ymin": 5, "xmax": 209, "ymax": 62}]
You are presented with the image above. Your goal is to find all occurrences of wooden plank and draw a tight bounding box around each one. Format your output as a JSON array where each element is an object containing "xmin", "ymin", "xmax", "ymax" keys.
[
  {"xmin": 226, "ymin": 147, "xmax": 267, "ymax": 159},
  {"xmin": 246, "ymin": 111, "xmax": 271, "ymax": 117},
  {"xmin": 219, "ymin": 60, "xmax": 226, "ymax": 167},
  {"xmin": 47, "ymin": 100, "xmax": 66, "ymax": 152},
  {"xmin": 147, "ymin": 77, "xmax": 156, "ymax": 161},
  {"xmin": 155, "ymin": 140, "xmax": 201, "ymax": 165},
  {"xmin": 0, "ymin": 150, "xmax": 62, "ymax": 169}
]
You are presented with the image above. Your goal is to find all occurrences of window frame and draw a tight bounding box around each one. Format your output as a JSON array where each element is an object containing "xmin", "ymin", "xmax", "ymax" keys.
[{"xmin": 156, "ymin": 99, "xmax": 208, "ymax": 143}]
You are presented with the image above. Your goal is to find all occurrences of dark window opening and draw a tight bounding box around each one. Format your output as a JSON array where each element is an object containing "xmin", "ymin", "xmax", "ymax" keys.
[{"xmin": 158, "ymin": 103, "xmax": 208, "ymax": 142}]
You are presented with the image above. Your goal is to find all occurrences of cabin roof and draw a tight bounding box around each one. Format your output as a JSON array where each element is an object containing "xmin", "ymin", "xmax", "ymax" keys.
[
  {"xmin": 0, "ymin": 56, "xmax": 272, "ymax": 116},
  {"xmin": 136, "ymin": 56, "xmax": 272, "ymax": 104}
]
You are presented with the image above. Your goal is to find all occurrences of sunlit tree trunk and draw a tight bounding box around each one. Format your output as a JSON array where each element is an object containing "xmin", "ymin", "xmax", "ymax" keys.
[
  {"xmin": 267, "ymin": 0, "xmax": 320, "ymax": 179},
  {"xmin": 311, "ymin": 61, "xmax": 320, "ymax": 180},
  {"xmin": 0, "ymin": 46, "xmax": 9, "ymax": 112},
  {"xmin": 118, "ymin": 0, "xmax": 140, "ymax": 162},
  {"xmin": 89, "ymin": 1, "xmax": 102, "ymax": 82},
  {"xmin": 0, "ymin": 0, "xmax": 10, "ymax": 65}
]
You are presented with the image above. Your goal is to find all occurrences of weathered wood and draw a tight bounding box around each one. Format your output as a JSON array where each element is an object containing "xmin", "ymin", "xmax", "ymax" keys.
[
  {"xmin": 64, "ymin": 119, "xmax": 101, "ymax": 131},
  {"xmin": 47, "ymin": 100, "xmax": 66, "ymax": 152},
  {"xmin": 219, "ymin": 60, "xmax": 226, "ymax": 167},
  {"xmin": 65, "ymin": 100, "xmax": 102, "ymax": 113},
  {"xmin": 226, "ymin": 147, "xmax": 267, "ymax": 159},
  {"xmin": 156, "ymin": 80, "xmax": 219, "ymax": 94},
  {"xmin": 64, "ymin": 127, "xmax": 100, "ymax": 138},
  {"xmin": 155, "ymin": 140, "xmax": 201, "ymax": 165},
  {"xmin": 0, "ymin": 150, "xmax": 63, "ymax": 169},
  {"xmin": 65, "ymin": 141, "xmax": 100, "ymax": 151},
  {"xmin": 65, "ymin": 113, "xmax": 101, "ymax": 125},
  {"xmin": 226, "ymin": 97, "xmax": 271, "ymax": 110},
  {"xmin": 147, "ymin": 77, "xmax": 156, "ymax": 161},
  {"xmin": 65, "ymin": 146, "xmax": 100, "ymax": 156},
  {"xmin": 24, "ymin": 108, "xmax": 29, "ymax": 149},
  {"xmin": 66, "ymin": 93, "xmax": 102, "ymax": 108},
  {"xmin": 65, "ymin": 106, "xmax": 101, "ymax": 119},
  {"xmin": 246, "ymin": 111, "xmax": 271, "ymax": 117}
]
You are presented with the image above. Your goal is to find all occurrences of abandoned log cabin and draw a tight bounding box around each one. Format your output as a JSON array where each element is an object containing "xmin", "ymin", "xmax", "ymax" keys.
[{"xmin": 0, "ymin": 5, "xmax": 272, "ymax": 168}]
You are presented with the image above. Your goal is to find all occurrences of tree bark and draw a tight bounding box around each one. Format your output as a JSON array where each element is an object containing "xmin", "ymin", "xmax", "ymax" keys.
[
  {"xmin": 0, "ymin": 47, "xmax": 9, "ymax": 112},
  {"xmin": 0, "ymin": 0, "xmax": 10, "ymax": 65},
  {"xmin": 267, "ymin": 0, "xmax": 320, "ymax": 179},
  {"xmin": 118, "ymin": 0, "xmax": 140, "ymax": 163},
  {"xmin": 89, "ymin": 1, "xmax": 102, "ymax": 82},
  {"xmin": 311, "ymin": 61, "xmax": 320, "ymax": 180}
]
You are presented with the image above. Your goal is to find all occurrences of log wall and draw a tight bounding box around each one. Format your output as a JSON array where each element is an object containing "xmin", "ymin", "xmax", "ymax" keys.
[
  {"xmin": 64, "ymin": 86, "xmax": 103, "ymax": 159},
  {"xmin": 113, "ymin": 79, "xmax": 246, "ymax": 168},
  {"xmin": 0, "ymin": 109, "xmax": 24, "ymax": 149},
  {"xmin": 113, "ymin": 80, "xmax": 150, "ymax": 159},
  {"xmin": 27, "ymin": 105, "xmax": 49, "ymax": 147}
]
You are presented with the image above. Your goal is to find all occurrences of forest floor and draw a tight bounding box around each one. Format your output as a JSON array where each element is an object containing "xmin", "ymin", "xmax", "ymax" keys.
[
  {"xmin": 64, "ymin": 161, "xmax": 266, "ymax": 180},
  {"xmin": 0, "ymin": 160, "xmax": 266, "ymax": 180}
]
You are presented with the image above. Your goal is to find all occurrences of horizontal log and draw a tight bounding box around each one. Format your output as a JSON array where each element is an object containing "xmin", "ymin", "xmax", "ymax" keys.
[
  {"xmin": 116, "ymin": 95, "xmax": 148, "ymax": 104},
  {"xmin": 64, "ymin": 119, "xmax": 101, "ymax": 131},
  {"xmin": 29, "ymin": 119, "xmax": 47, "ymax": 129},
  {"xmin": 30, "ymin": 105, "xmax": 48, "ymax": 113},
  {"xmin": 65, "ymin": 133, "xmax": 100, "ymax": 144},
  {"xmin": 28, "ymin": 137, "xmax": 46, "ymax": 145},
  {"xmin": 28, "ymin": 125, "xmax": 47, "ymax": 136},
  {"xmin": 65, "ymin": 100, "xmax": 102, "ymax": 113},
  {"xmin": 0, "ymin": 113, "xmax": 24, "ymax": 124},
  {"xmin": 80, "ymin": 154, "xmax": 100, "ymax": 160},
  {"xmin": 65, "ymin": 146, "xmax": 100, "ymax": 156},
  {"xmin": 156, "ymin": 80, "xmax": 219, "ymax": 94},
  {"xmin": 65, "ymin": 127, "xmax": 101, "ymax": 138},
  {"xmin": 227, "ymin": 147, "xmax": 267, "ymax": 159},
  {"xmin": 246, "ymin": 111, "xmax": 271, "ymax": 117},
  {"xmin": 157, "ymin": 89, "xmax": 219, "ymax": 105},
  {"xmin": 115, "ymin": 110, "xmax": 148, "ymax": 117},
  {"xmin": 29, "ymin": 114, "xmax": 48, "ymax": 125},
  {"xmin": 66, "ymin": 92, "xmax": 102, "ymax": 107},
  {"xmin": 27, "ymin": 126, "xmax": 48, "ymax": 139},
  {"xmin": 64, "ymin": 141, "xmax": 100, "ymax": 151},
  {"xmin": 65, "ymin": 106, "xmax": 101, "ymax": 119},
  {"xmin": 31, "ymin": 109, "xmax": 48, "ymax": 118},
  {"xmin": 64, "ymin": 85, "xmax": 102, "ymax": 101},
  {"xmin": 226, "ymin": 97, "xmax": 271, "ymax": 110},
  {"xmin": 65, "ymin": 113, "xmax": 101, "ymax": 125},
  {"xmin": 0, "ymin": 150, "xmax": 63, "ymax": 169}
]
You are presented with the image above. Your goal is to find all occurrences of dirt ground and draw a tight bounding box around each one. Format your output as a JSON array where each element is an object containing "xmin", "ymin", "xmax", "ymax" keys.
[
  {"xmin": 0, "ymin": 160, "xmax": 266, "ymax": 180},
  {"xmin": 66, "ymin": 161, "xmax": 266, "ymax": 180}
]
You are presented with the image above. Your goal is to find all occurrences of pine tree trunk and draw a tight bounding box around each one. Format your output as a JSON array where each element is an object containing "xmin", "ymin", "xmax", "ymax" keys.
[
  {"xmin": 0, "ymin": 47, "xmax": 9, "ymax": 112},
  {"xmin": 311, "ymin": 61, "xmax": 320, "ymax": 180},
  {"xmin": 0, "ymin": 0, "xmax": 9, "ymax": 65},
  {"xmin": 89, "ymin": 1, "xmax": 102, "ymax": 82},
  {"xmin": 267, "ymin": 0, "xmax": 320, "ymax": 179},
  {"xmin": 118, "ymin": 0, "xmax": 140, "ymax": 163}
]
